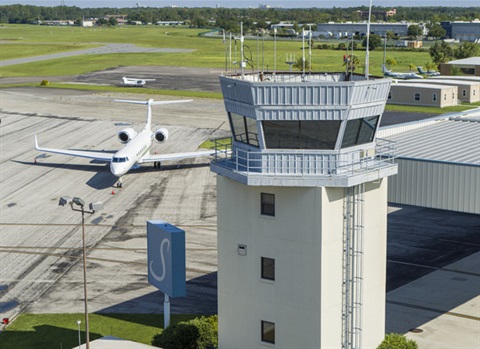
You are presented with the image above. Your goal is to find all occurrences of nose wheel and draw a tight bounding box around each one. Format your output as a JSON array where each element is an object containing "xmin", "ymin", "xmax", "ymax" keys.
[
  {"xmin": 154, "ymin": 161, "xmax": 161, "ymax": 169},
  {"xmin": 116, "ymin": 177, "xmax": 123, "ymax": 188}
]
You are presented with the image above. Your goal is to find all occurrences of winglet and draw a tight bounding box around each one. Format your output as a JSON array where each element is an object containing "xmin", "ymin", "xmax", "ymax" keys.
[{"xmin": 34, "ymin": 134, "xmax": 39, "ymax": 150}]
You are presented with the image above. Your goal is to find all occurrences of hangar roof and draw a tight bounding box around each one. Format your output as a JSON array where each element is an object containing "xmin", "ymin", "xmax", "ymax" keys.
[
  {"xmin": 446, "ymin": 57, "xmax": 480, "ymax": 65},
  {"xmin": 386, "ymin": 116, "xmax": 480, "ymax": 165}
]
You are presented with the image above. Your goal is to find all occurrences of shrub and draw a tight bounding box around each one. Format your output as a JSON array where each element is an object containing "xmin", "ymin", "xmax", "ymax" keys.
[
  {"xmin": 40, "ymin": 80, "xmax": 49, "ymax": 86},
  {"xmin": 377, "ymin": 333, "xmax": 418, "ymax": 349},
  {"xmin": 152, "ymin": 315, "xmax": 218, "ymax": 349}
]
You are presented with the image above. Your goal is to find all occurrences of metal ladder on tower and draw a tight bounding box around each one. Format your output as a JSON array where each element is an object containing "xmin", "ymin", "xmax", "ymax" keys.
[{"xmin": 341, "ymin": 183, "xmax": 365, "ymax": 349}]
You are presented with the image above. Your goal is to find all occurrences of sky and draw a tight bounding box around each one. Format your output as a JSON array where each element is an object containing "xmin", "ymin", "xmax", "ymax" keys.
[{"xmin": 1, "ymin": 0, "xmax": 479, "ymax": 8}]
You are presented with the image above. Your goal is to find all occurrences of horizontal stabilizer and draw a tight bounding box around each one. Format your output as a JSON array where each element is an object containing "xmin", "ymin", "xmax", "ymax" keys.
[{"xmin": 114, "ymin": 99, "xmax": 193, "ymax": 106}]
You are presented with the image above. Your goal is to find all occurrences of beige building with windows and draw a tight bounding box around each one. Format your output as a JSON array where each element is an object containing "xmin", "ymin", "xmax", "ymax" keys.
[
  {"xmin": 388, "ymin": 82, "xmax": 457, "ymax": 108},
  {"xmin": 211, "ymin": 71, "xmax": 397, "ymax": 349},
  {"xmin": 398, "ymin": 79, "xmax": 480, "ymax": 103}
]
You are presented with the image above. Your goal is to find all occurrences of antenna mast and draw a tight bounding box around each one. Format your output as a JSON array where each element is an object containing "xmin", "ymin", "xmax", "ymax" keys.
[
  {"xmin": 365, "ymin": 0, "xmax": 373, "ymax": 79},
  {"xmin": 309, "ymin": 25, "xmax": 312, "ymax": 73},
  {"xmin": 302, "ymin": 28, "xmax": 306, "ymax": 78},
  {"xmin": 274, "ymin": 28, "xmax": 277, "ymax": 75},
  {"xmin": 240, "ymin": 22, "xmax": 245, "ymax": 78}
]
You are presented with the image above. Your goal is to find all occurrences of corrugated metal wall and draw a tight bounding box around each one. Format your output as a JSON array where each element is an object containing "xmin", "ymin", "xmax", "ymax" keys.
[{"xmin": 388, "ymin": 159, "xmax": 480, "ymax": 214}]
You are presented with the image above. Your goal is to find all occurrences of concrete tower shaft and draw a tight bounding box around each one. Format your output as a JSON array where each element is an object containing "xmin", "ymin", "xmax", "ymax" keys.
[{"xmin": 211, "ymin": 71, "xmax": 398, "ymax": 349}]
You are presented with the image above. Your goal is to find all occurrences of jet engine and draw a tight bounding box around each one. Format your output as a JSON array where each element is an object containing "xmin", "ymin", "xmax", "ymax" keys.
[
  {"xmin": 154, "ymin": 128, "xmax": 169, "ymax": 143},
  {"xmin": 118, "ymin": 128, "xmax": 137, "ymax": 144}
]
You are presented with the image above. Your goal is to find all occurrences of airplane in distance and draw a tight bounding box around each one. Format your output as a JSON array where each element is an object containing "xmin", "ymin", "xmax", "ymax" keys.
[
  {"xmin": 382, "ymin": 64, "xmax": 424, "ymax": 79},
  {"xmin": 34, "ymin": 99, "xmax": 217, "ymax": 187},
  {"xmin": 417, "ymin": 66, "xmax": 440, "ymax": 76},
  {"xmin": 121, "ymin": 76, "xmax": 156, "ymax": 87}
]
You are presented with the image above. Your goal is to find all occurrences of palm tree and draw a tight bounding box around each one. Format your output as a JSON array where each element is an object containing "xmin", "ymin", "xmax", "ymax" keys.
[
  {"xmin": 343, "ymin": 54, "xmax": 360, "ymax": 73},
  {"xmin": 293, "ymin": 57, "xmax": 312, "ymax": 72}
]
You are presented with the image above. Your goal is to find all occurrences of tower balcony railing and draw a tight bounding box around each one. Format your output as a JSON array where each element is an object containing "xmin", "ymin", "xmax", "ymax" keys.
[{"xmin": 212, "ymin": 138, "xmax": 397, "ymax": 178}]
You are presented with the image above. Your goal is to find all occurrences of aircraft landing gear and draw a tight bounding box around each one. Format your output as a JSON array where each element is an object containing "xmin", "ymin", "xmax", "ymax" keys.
[
  {"xmin": 154, "ymin": 161, "xmax": 161, "ymax": 169},
  {"xmin": 116, "ymin": 177, "xmax": 123, "ymax": 188}
]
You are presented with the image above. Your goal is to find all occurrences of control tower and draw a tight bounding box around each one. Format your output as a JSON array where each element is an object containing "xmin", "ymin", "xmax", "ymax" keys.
[{"xmin": 211, "ymin": 71, "xmax": 397, "ymax": 349}]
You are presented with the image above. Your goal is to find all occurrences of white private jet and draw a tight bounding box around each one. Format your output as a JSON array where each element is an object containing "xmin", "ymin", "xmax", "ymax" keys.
[
  {"xmin": 382, "ymin": 64, "xmax": 423, "ymax": 79},
  {"xmin": 34, "ymin": 99, "xmax": 217, "ymax": 187},
  {"xmin": 121, "ymin": 76, "xmax": 156, "ymax": 87}
]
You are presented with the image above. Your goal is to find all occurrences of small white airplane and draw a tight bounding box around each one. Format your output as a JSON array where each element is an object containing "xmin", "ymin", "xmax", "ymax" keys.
[
  {"xmin": 34, "ymin": 99, "xmax": 217, "ymax": 187},
  {"xmin": 382, "ymin": 65, "xmax": 423, "ymax": 79},
  {"xmin": 121, "ymin": 76, "xmax": 156, "ymax": 87},
  {"xmin": 417, "ymin": 66, "xmax": 440, "ymax": 76}
]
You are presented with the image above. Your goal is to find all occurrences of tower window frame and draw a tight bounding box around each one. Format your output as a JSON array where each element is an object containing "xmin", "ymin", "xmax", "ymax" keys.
[
  {"xmin": 261, "ymin": 193, "xmax": 275, "ymax": 217},
  {"xmin": 261, "ymin": 320, "xmax": 275, "ymax": 344},
  {"xmin": 261, "ymin": 257, "xmax": 275, "ymax": 281}
]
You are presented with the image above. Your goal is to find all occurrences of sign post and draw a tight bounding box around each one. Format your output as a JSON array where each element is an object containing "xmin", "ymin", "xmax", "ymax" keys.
[{"xmin": 147, "ymin": 220, "xmax": 186, "ymax": 329}]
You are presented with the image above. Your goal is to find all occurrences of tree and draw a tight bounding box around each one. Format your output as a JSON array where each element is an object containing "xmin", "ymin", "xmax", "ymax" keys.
[
  {"xmin": 293, "ymin": 57, "xmax": 312, "ymax": 71},
  {"xmin": 429, "ymin": 41, "xmax": 454, "ymax": 66},
  {"xmin": 385, "ymin": 30, "xmax": 396, "ymax": 40},
  {"xmin": 425, "ymin": 61, "xmax": 437, "ymax": 71},
  {"xmin": 377, "ymin": 333, "xmax": 418, "ymax": 349},
  {"xmin": 362, "ymin": 34, "xmax": 382, "ymax": 50},
  {"xmin": 152, "ymin": 315, "xmax": 218, "ymax": 349},
  {"xmin": 427, "ymin": 23, "xmax": 446, "ymax": 39},
  {"xmin": 95, "ymin": 18, "xmax": 108, "ymax": 26},
  {"xmin": 407, "ymin": 24, "xmax": 422, "ymax": 38},
  {"xmin": 107, "ymin": 17, "xmax": 117, "ymax": 26},
  {"xmin": 343, "ymin": 54, "xmax": 360, "ymax": 73},
  {"xmin": 386, "ymin": 57, "xmax": 397, "ymax": 68},
  {"xmin": 408, "ymin": 63, "xmax": 416, "ymax": 71},
  {"xmin": 455, "ymin": 42, "xmax": 480, "ymax": 59}
]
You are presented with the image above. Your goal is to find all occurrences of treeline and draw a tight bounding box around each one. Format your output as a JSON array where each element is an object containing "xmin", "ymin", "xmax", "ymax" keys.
[{"xmin": 1, "ymin": 4, "xmax": 479, "ymax": 31}]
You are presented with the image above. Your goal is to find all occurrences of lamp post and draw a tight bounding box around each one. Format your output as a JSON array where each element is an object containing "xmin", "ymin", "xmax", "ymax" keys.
[
  {"xmin": 59, "ymin": 196, "xmax": 103, "ymax": 349},
  {"xmin": 76, "ymin": 319, "xmax": 81, "ymax": 349}
]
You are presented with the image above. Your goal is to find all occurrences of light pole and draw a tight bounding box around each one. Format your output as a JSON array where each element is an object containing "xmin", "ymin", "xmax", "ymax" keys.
[
  {"xmin": 76, "ymin": 319, "xmax": 81, "ymax": 349},
  {"xmin": 59, "ymin": 196, "xmax": 103, "ymax": 349}
]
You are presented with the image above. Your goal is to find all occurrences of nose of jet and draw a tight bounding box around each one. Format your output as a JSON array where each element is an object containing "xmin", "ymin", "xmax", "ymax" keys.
[{"xmin": 110, "ymin": 163, "xmax": 125, "ymax": 177}]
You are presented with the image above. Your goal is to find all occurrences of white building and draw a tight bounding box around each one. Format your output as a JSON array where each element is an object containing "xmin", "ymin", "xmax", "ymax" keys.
[
  {"xmin": 211, "ymin": 71, "xmax": 397, "ymax": 348},
  {"xmin": 379, "ymin": 110, "xmax": 480, "ymax": 214}
]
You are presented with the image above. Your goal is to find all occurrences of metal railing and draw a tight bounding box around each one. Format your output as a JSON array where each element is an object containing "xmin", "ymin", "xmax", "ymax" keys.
[{"xmin": 213, "ymin": 138, "xmax": 397, "ymax": 178}]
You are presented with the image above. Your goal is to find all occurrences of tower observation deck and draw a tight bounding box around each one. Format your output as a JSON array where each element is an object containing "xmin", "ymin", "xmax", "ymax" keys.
[{"xmin": 211, "ymin": 72, "xmax": 398, "ymax": 187}]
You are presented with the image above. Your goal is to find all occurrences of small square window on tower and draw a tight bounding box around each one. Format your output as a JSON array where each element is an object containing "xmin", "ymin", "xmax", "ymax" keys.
[
  {"xmin": 261, "ymin": 257, "xmax": 275, "ymax": 281},
  {"xmin": 261, "ymin": 320, "xmax": 275, "ymax": 344},
  {"xmin": 261, "ymin": 193, "xmax": 275, "ymax": 216}
]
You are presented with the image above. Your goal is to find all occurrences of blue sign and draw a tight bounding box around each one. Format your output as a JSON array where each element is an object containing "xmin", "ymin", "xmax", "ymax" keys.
[{"xmin": 147, "ymin": 220, "xmax": 186, "ymax": 298}]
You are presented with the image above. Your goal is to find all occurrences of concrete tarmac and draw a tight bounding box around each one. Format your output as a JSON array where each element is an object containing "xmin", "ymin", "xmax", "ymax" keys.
[{"xmin": 0, "ymin": 85, "xmax": 479, "ymax": 348}]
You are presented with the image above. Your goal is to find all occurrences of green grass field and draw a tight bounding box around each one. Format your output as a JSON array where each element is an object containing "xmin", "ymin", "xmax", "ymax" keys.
[
  {"xmin": 0, "ymin": 24, "xmax": 431, "ymax": 77},
  {"xmin": 0, "ymin": 313, "xmax": 197, "ymax": 349}
]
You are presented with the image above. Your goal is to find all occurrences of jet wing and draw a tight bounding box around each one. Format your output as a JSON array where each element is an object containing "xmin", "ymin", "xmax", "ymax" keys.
[
  {"xmin": 141, "ymin": 149, "xmax": 217, "ymax": 163},
  {"xmin": 34, "ymin": 134, "xmax": 114, "ymax": 161}
]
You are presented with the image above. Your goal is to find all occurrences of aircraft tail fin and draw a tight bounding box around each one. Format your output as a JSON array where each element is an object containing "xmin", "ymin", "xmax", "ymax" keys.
[{"xmin": 114, "ymin": 99, "xmax": 193, "ymax": 131}]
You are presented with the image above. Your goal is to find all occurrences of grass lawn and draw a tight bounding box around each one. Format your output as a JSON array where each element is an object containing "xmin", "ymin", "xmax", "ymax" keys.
[
  {"xmin": 385, "ymin": 102, "xmax": 480, "ymax": 114},
  {"xmin": 0, "ymin": 24, "xmax": 431, "ymax": 77},
  {"xmin": 0, "ymin": 313, "xmax": 198, "ymax": 349},
  {"xmin": 0, "ymin": 43, "xmax": 99, "ymax": 60}
]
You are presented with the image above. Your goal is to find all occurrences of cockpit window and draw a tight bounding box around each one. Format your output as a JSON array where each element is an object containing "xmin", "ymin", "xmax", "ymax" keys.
[{"xmin": 113, "ymin": 157, "xmax": 127, "ymax": 163}]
